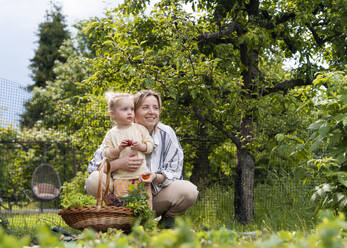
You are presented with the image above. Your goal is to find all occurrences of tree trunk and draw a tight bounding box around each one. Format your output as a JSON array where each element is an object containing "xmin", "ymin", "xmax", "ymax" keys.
[
  {"xmin": 234, "ymin": 27, "xmax": 259, "ymax": 224},
  {"xmin": 234, "ymin": 147, "xmax": 255, "ymax": 224}
]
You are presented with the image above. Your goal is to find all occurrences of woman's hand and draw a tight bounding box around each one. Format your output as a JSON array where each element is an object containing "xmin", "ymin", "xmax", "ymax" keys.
[
  {"xmin": 108, "ymin": 152, "xmax": 143, "ymax": 173},
  {"xmin": 138, "ymin": 172, "xmax": 156, "ymax": 183},
  {"xmin": 124, "ymin": 152, "xmax": 143, "ymax": 171}
]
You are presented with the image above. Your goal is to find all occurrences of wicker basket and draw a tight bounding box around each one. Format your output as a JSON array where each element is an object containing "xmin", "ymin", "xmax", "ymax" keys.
[{"xmin": 59, "ymin": 159, "xmax": 136, "ymax": 232}]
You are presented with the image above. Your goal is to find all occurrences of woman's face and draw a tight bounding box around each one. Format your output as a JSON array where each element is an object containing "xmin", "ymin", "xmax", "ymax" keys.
[{"xmin": 135, "ymin": 95, "xmax": 160, "ymax": 133}]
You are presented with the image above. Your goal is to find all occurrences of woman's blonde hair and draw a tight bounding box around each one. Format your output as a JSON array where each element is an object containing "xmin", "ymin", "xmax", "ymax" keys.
[
  {"xmin": 105, "ymin": 91, "xmax": 133, "ymax": 126},
  {"xmin": 134, "ymin": 90, "xmax": 162, "ymax": 112}
]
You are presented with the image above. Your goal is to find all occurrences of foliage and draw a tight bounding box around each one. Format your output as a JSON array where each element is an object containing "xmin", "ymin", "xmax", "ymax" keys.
[
  {"xmin": 121, "ymin": 183, "xmax": 155, "ymax": 228},
  {"xmin": 20, "ymin": 28, "xmax": 108, "ymax": 156},
  {"xmin": 15, "ymin": 0, "xmax": 346, "ymax": 223},
  {"xmin": 274, "ymin": 71, "xmax": 346, "ymax": 212},
  {"xmin": 0, "ymin": 228, "xmax": 30, "ymax": 248},
  {"xmin": 0, "ymin": 126, "xmax": 80, "ymax": 209},
  {"xmin": 22, "ymin": 2, "xmax": 71, "ymax": 128},
  {"xmin": 308, "ymin": 71, "xmax": 347, "ymax": 212},
  {"xmin": 308, "ymin": 71, "xmax": 346, "ymax": 166},
  {"xmin": 0, "ymin": 216, "xmax": 8, "ymax": 233},
  {"xmin": 1, "ymin": 210, "xmax": 346, "ymax": 247},
  {"xmin": 28, "ymin": 2, "xmax": 70, "ymax": 89},
  {"xmin": 60, "ymin": 170, "xmax": 96, "ymax": 208}
]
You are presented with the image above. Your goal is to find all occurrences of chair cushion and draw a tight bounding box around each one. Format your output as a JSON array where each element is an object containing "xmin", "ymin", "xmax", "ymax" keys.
[{"xmin": 33, "ymin": 183, "xmax": 60, "ymax": 200}]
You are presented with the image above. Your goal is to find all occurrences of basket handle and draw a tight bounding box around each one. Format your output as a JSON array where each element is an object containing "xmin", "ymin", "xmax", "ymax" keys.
[{"xmin": 96, "ymin": 158, "xmax": 111, "ymax": 209}]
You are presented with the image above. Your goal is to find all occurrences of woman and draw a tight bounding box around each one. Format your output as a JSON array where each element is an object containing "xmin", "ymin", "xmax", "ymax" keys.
[{"xmin": 85, "ymin": 90, "xmax": 199, "ymax": 229}]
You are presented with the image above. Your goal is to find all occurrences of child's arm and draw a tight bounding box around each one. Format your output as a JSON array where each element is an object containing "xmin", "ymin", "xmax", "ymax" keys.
[
  {"xmin": 106, "ymin": 147, "xmax": 120, "ymax": 159},
  {"xmin": 131, "ymin": 141, "xmax": 148, "ymax": 153},
  {"xmin": 104, "ymin": 132, "xmax": 127, "ymax": 160},
  {"xmin": 131, "ymin": 124, "xmax": 154, "ymax": 154}
]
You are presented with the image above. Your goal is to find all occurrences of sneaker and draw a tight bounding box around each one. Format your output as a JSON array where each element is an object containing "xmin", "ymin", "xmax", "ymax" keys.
[{"xmin": 158, "ymin": 215, "xmax": 175, "ymax": 229}]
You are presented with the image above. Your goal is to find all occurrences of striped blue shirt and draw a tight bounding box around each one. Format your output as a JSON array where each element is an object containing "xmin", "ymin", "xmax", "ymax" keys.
[{"xmin": 88, "ymin": 122, "xmax": 184, "ymax": 195}]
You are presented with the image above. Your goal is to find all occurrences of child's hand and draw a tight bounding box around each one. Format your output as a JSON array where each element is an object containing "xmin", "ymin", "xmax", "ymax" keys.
[
  {"xmin": 131, "ymin": 141, "xmax": 146, "ymax": 152},
  {"xmin": 119, "ymin": 139, "xmax": 132, "ymax": 151}
]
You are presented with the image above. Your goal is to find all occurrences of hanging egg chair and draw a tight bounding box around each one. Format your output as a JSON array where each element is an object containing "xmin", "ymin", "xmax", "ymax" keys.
[{"xmin": 32, "ymin": 163, "xmax": 61, "ymax": 202}]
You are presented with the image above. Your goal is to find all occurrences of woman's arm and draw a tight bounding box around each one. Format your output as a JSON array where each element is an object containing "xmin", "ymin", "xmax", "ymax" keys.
[
  {"xmin": 89, "ymin": 142, "xmax": 145, "ymax": 174},
  {"xmin": 88, "ymin": 144, "xmax": 104, "ymax": 173},
  {"xmin": 104, "ymin": 152, "xmax": 144, "ymax": 173},
  {"xmin": 151, "ymin": 123, "xmax": 184, "ymax": 186}
]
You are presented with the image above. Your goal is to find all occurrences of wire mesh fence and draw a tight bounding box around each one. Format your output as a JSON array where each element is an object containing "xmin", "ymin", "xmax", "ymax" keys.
[
  {"xmin": 0, "ymin": 78, "xmax": 320, "ymax": 235},
  {"xmin": 0, "ymin": 139, "xmax": 87, "ymax": 235},
  {"xmin": 0, "ymin": 77, "xmax": 31, "ymax": 128},
  {"xmin": 0, "ymin": 137, "xmax": 319, "ymax": 233}
]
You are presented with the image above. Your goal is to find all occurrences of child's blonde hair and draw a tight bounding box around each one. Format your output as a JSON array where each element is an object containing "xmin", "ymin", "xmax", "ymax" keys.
[{"xmin": 105, "ymin": 91, "xmax": 133, "ymax": 126}]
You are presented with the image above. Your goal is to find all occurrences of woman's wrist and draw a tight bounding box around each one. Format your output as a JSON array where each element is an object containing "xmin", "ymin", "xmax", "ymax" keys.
[
  {"xmin": 108, "ymin": 157, "xmax": 123, "ymax": 173},
  {"xmin": 153, "ymin": 173, "xmax": 158, "ymax": 183},
  {"xmin": 153, "ymin": 172, "xmax": 165, "ymax": 184}
]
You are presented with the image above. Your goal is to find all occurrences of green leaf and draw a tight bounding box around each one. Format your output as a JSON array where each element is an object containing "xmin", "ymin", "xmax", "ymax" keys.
[
  {"xmin": 309, "ymin": 135, "xmax": 324, "ymax": 152},
  {"xmin": 294, "ymin": 167, "xmax": 307, "ymax": 180},
  {"xmin": 318, "ymin": 123, "xmax": 330, "ymax": 137},
  {"xmin": 276, "ymin": 133, "xmax": 284, "ymax": 142},
  {"xmin": 340, "ymin": 93, "xmax": 347, "ymax": 105},
  {"xmin": 336, "ymin": 173, "xmax": 347, "ymax": 187},
  {"xmin": 259, "ymin": 235, "xmax": 283, "ymax": 248},
  {"xmin": 277, "ymin": 230, "xmax": 294, "ymax": 241},
  {"xmin": 308, "ymin": 119, "xmax": 324, "ymax": 130},
  {"xmin": 102, "ymin": 40, "xmax": 113, "ymax": 46}
]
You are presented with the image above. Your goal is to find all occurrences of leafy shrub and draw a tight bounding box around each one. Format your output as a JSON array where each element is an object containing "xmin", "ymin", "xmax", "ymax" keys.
[
  {"xmin": 60, "ymin": 171, "xmax": 96, "ymax": 208},
  {"xmin": 0, "ymin": 228, "xmax": 30, "ymax": 248},
  {"xmin": 308, "ymin": 72, "xmax": 347, "ymax": 212}
]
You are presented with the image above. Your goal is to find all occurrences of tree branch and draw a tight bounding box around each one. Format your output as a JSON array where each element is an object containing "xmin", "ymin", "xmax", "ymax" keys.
[
  {"xmin": 259, "ymin": 12, "xmax": 297, "ymax": 30},
  {"xmin": 193, "ymin": 108, "xmax": 242, "ymax": 149},
  {"xmin": 306, "ymin": 25, "xmax": 326, "ymax": 47},
  {"xmin": 262, "ymin": 78, "xmax": 313, "ymax": 96},
  {"xmin": 246, "ymin": 0, "xmax": 259, "ymax": 16},
  {"xmin": 197, "ymin": 22, "xmax": 244, "ymax": 46},
  {"xmin": 275, "ymin": 12, "xmax": 296, "ymax": 25}
]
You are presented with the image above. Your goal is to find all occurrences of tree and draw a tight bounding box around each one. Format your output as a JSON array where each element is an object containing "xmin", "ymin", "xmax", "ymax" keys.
[
  {"xmin": 184, "ymin": 0, "xmax": 345, "ymax": 223},
  {"xmin": 21, "ymin": 2, "xmax": 70, "ymax": 127},
  {"xmin": 28, "ymin": 2, "xmax": 70, "ymax": 89},
  {"xmin": 19, "ymin": 20, "xmax": 107, "ymax": 155},
  {"xmin": 79, "ymin": 0, "xmax": 345, "ymax": 224}
]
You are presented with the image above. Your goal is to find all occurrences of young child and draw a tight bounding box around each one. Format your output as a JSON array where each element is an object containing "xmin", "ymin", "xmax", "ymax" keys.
[{"xmin": 103, "ymin": 91, "xmax": 154, "ymax": 206}]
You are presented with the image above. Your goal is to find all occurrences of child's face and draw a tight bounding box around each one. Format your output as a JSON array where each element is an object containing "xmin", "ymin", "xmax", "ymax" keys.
[{"xmin": 112, "ymin": 97, "xmax": 134, "ymax": 126}]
